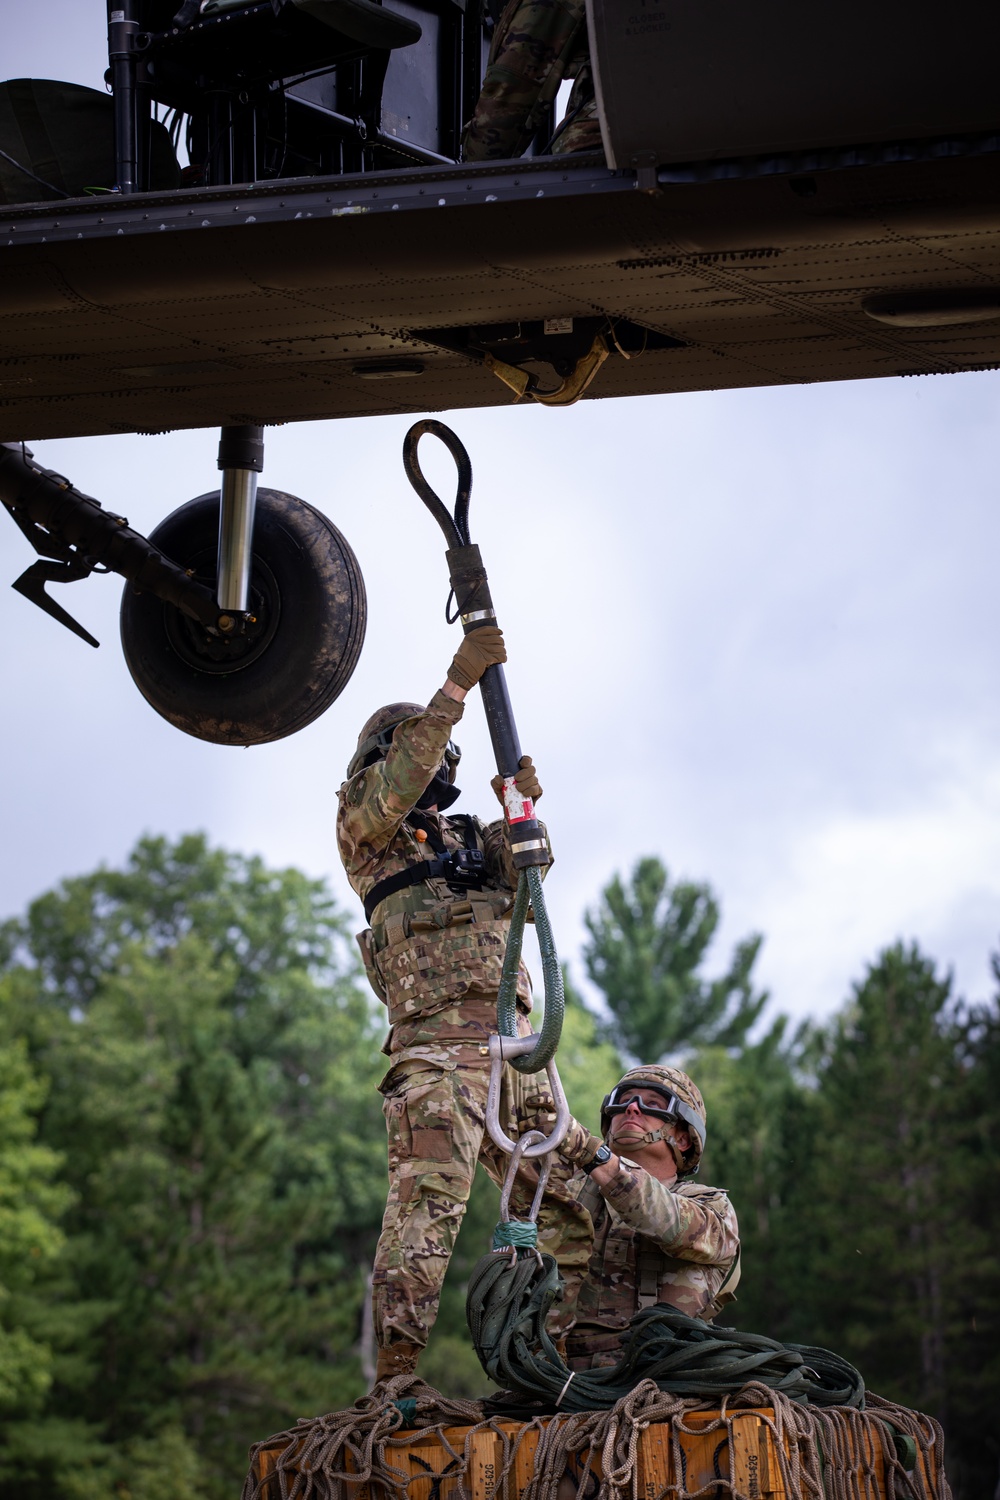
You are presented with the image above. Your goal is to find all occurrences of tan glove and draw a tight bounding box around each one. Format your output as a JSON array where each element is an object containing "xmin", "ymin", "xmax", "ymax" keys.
[
  {"xmin": 492, "ymin": 755, "xmax": 542, "ymax": 806},
  {"xmin": 559, "ymin": 1116, "xmax": 606, "ymax": 1169},
  {"xmin": 448, "ymin": 625, "xmax": 506, "ymax": 691}
]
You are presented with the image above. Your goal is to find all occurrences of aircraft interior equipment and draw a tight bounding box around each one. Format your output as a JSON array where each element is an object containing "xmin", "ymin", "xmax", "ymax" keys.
[{"xmin": 4, "ymin": 1, "xmax": 1000, "ymax": 736}]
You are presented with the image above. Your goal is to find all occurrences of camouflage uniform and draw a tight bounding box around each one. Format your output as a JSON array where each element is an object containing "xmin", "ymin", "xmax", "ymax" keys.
[
  {"xmin": 563, "ymin": 1159, "xmax": 740, "ymax": 1370},
  {"xmin": 338, "ymin": 690, "xmax": 592, "ymax": 1357},
  {"xmin": 462, "ymin": 0, "xmax": 603, "ymax": 162}
]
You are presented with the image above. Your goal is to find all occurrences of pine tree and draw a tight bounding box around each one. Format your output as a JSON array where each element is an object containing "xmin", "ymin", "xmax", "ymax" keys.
[
  {"xmin": 942, "ymin": 952, "xmax": 1000, "ymax": 1499},
  {"xmin": 693, "ymin": 1017, "xmax": 818, "ymax": 1339},
  {"xmin": 583, "ymin": 856, "xmax": 768, "ymax": 1060},
  {"xmin": 794, "ymin": 945, "xmax": 970, "ymax": 1422}
]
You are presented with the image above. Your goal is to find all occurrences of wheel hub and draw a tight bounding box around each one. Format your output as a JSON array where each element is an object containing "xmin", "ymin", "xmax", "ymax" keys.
[{"xmin": 164, "ymin": 549, "xmax": 281, "ymax": 674}]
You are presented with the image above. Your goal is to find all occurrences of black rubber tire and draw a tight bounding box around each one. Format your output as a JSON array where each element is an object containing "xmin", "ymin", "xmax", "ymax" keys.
[{"xmin": 120, "ymin": 488, "xmax": 366, "ymax": 745}]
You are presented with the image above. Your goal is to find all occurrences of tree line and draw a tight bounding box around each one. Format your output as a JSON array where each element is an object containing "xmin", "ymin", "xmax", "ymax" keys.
[{"xmin": 0, "ymin": 837, "xmax": 996, "ymax": 1499}]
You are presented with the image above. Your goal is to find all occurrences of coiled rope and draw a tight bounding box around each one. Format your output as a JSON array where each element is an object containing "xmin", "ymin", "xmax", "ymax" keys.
[
  {"xmin": 243, "ymin": 1376, "xmax": 948, "ymax": 1500},
  {"xmin": 466, "ymin": 1248, "xmax": 865, "ymax": 1415}
]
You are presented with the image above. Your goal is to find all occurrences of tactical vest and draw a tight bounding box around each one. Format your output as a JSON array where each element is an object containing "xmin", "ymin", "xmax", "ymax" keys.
[
  {"xmin": 566, "ymin": 1175, "xmax": 741, "ymax": 1366},
  {"xmin": 355, "ymin": 810, "xmax": 532, "ymax": 1027}
]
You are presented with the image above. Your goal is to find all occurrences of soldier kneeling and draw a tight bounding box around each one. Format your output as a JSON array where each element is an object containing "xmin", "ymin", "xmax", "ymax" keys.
[{"xmin": 553, "ymin": 1065, "xmax": 741, "ymax": 1368}]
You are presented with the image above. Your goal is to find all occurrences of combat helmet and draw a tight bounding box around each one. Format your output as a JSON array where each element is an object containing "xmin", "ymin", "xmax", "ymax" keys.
[
  {"xmin": 347, "ymin": 702, "xmax": 462, "ymax": 808},
  {"xmin": 601, "ymin": 1064, "xmax": 706, "ymax": 1178}
]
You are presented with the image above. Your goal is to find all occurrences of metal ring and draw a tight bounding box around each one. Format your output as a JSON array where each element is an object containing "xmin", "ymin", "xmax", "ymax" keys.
[
  {"xmin": 485, "ymin": 1049, "xmax": 571, "ymax": 1159},
  {"xmin": 499, "ymin": 1129, "xmax": 548, "ymax": 1223}
]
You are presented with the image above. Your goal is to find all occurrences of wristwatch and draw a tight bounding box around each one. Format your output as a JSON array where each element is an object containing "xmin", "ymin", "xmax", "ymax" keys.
[{"xmin": 580, "ymin": 1144, "xmax": 613, "ymax": 1175}]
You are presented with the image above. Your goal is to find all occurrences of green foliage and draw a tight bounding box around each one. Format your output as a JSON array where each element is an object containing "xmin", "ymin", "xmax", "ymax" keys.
[
  {"xmin": 693, "ymin": 1016, "xmax": 818, "ymax": 1339},
  {"xmin": 12, "ymin": 832, "xmax": 341, "ymax": 1010},
  {"xmin": 0, "ymin": 1020, "xmax": 71, "ymax": 1417},
  {"xmin": 698, "ymin": 941, "xmax": 998, "ymax": 1499},
  {"xmin": 583, "ymin": 856, "xmax": 767, "ymax": 1061},
  {"xmin": 798, "ymin": 945, "xmax": 966, "ymax": 1404},
  {"xmin": 0, "ymin": 835, "xmax": 387, "ymax": 1500},
  {"xmin": 2, "ymin": 834, "xmax": 998, "ymax": 1499}
]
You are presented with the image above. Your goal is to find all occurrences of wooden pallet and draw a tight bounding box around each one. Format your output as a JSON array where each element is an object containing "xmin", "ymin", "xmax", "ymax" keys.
[{"xmin": 251, "ymin": 1404, "xmax": 934, "ymax": 1500}]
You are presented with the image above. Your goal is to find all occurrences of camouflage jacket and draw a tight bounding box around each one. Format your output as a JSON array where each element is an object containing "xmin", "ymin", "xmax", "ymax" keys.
[
  {"xmin": 565, "ymin": 1161, "xmax": 740, "ymax": 1366},
  {"xmin": 337, "ymin": 690, "xmax": 549, "ymax": 1038}
]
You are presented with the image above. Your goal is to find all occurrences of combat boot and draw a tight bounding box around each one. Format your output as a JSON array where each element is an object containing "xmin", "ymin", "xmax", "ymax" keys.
[{"xmin": 374, "ymin": 1339, "xmax": 422, "ymax": 1384}]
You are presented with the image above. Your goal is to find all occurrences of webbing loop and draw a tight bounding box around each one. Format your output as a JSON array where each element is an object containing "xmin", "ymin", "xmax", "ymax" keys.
[
  {"xmin": 485, "ymin": 1042, "xmax": 570, "ymax": 1159},
  {"xmin": 495, "ymin": 864, "xmax": 565, "ymax": 1073}
]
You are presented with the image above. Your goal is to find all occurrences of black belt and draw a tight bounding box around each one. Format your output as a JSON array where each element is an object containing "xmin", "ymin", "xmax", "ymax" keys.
[{"xmin": 364, "ymin": 858, "xmax": 486, "ymax": 923}]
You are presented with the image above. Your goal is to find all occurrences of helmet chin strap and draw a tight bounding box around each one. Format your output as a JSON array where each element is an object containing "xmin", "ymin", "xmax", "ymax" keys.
[{"xmin": 610, "ymin": 1123, "xmax": 686, "ymax": 1171}]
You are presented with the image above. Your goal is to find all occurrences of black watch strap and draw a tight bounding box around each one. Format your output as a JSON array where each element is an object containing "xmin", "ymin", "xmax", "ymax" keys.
[{"xmin": 580, "ymin": 1143, "xmax": 613, "ymax": 1175}]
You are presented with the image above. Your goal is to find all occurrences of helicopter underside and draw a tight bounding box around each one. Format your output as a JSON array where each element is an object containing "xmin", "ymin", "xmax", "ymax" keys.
[{"xmin": 4, "ymin": 142, "xmax": 1000, "ymax": 442}]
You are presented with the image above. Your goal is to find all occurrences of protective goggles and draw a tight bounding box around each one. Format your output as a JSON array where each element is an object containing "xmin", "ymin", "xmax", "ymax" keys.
[{"xmin": 603, "ymin": 1083, "xmax": 684, "ymax": 1126}]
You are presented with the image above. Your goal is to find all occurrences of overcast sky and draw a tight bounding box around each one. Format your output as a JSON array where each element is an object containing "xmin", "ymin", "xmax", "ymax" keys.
[{"xmin": 4, "ymin": 6, "xmax": 999, "ymax": 1033}]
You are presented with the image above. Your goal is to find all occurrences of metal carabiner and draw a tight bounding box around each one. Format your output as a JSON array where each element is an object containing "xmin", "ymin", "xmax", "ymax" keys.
[
  {"xmin": 484, "ymin": 1032, "xmax": 571, "ymax": 1159},
  {"xmin": 499, "ymin": 1128, "xmax": 552, "ymax": 1229}
]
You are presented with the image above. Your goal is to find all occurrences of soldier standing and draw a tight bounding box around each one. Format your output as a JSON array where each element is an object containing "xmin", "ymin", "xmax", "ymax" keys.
[
  {"xmin": 462, "ymin": 0, "xmax": 603, "ymax": 162},
  {"xmin": 338, "ymin": 625, "xmax": 593, "ymax": 1382},
  {"xmin": 552, "ymin": 1065, "xmax": 741, "ymax": 1369}
]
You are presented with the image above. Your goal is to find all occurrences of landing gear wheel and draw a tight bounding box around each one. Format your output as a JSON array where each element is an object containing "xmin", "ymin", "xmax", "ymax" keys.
[{"xmin": 120, "ymin": 488, "xmax": 366, "ymax": 745}]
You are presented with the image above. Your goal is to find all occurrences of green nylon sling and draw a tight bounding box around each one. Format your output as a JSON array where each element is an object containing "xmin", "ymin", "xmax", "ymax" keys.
[{"xmin": 466, "ymin": 1247, "xmax": 865, "ymax": 1415}]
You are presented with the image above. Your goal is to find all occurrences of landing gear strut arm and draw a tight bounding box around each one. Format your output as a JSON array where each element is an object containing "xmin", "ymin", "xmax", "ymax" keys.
[{"xmin": 0, "ymin": 442, "xmax": 224, "ymax": 647}]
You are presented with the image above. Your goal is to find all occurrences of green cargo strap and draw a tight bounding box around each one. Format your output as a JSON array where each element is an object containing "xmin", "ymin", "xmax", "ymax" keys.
[{"xmin": 494, "ymin": 865, "xmax": 564, "ymax": 1073}]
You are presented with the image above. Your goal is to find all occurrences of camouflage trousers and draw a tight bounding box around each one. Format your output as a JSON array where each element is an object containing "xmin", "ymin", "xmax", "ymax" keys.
[
  {"xmin": 372, "ymin": 1056, "xmax": 594, "ymax": 1355},
  {"xmin": 462, "ymin": 0, "xmax": 603, "ymax": 162},
  {"xmin": 550, "ymin": 60, "xmax": 602, "ymax": 156}
]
